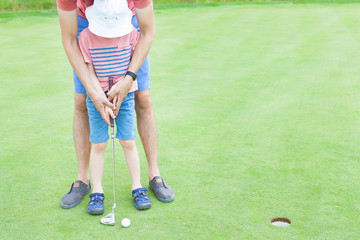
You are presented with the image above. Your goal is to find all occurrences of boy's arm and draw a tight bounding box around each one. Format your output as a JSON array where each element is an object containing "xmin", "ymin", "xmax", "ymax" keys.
[
  {"xmin": 57, "ymin": 8, "xmax": 113, "ymax": 125},
  {"xmin": 108, "ymin": 3, "xmax": 155, "ymax": 114}
]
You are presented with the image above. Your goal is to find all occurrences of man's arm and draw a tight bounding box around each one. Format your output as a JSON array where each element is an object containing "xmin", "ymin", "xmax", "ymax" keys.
[
  {"xmin": 129, "ymin": 3, "xmax": 156, "ymax": 76},
  {"xmin": 57, "ymin": 8, "xmax": 113, "ymax": 125},
  {"xmin": 86, "ymin": 63, "xmax": 107, "ymax": 101},
  {"xmin": 108, "ymin": 3, "xmax": 155, "ymax": 114}
]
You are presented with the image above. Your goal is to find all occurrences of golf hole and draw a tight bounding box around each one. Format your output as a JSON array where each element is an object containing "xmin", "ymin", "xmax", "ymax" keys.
[{"xmin": 270, "ymin": 218, "xmax": 291, "ymax": 227}]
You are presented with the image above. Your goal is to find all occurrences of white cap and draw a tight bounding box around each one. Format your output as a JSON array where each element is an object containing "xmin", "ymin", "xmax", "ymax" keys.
[{"xmin": 85, "ymin": 0, "xmax": 133, "ymax": 38}]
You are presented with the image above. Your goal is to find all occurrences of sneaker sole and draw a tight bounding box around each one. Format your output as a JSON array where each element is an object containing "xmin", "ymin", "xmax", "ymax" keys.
[
  {"xmin": 61, "ymin": 200, "xmax": 82, "ymax": 209},
  {"xmin": 136, "ymin": 203, "xmax": 152, "ymax": 210},
  {"xmin": 88, "ymin": 210, "xmax": 104, "ymax": 215},
  {"xmin": 156, "ymin": 194, "xmax": 175, "ymax": 203},
  {"xmin": 88, "ymin": 208, "xmax": 105, "ymax": 215}
]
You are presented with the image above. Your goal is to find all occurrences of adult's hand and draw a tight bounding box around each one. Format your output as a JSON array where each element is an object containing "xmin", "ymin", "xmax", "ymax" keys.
[
  {"xmin": 90, "ymin": 91, "xmax": 114, "ymax": 125},
  {"xmin": 107, "ymin": 75, "xmax": 133, "ymax": 115}
]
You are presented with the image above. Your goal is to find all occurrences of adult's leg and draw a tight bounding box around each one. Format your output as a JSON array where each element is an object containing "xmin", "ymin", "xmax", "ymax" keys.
[
  {"xmin": 135, "ymin": 90, "xmax": 175, "ymax": 203},
  {"xmin": 60, "ymin": 15, "xmax": 92, "ymax": 209},
  {"xmin": 74, "ymin": 93, "xmax": 91, "ymax": 184},
  {"xmin": 131, "ymin": 15, "xmax": 160, "ymax": 180},
  {"xmin": 60, "ymin": 93, "xmax": 91, "ymax": 209},
  {"xmin": 132, "ymin": 14, "xmax": 174, "ymax": 201},
  {"xmin": 73, "ymin": 15, "xmax": 91, "ymax": 184},
  {"xmin": 134, "ymin": 89, "xmax": 159, "ymax": 180}
]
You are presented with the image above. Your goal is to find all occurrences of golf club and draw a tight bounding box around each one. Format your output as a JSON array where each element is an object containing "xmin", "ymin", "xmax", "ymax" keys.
[{"xmin": 100, "ymin": 76, "xmax": 116, "ymax": 226}]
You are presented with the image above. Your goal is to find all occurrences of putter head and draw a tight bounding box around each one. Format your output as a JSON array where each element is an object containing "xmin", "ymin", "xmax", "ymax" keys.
[{"xmin": 100, "ymin": 204, "xmax": 116, "ymax": 226}]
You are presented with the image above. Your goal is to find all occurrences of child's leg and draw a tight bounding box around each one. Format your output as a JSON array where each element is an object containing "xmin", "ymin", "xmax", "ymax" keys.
[
  {"xmin": 86, "ymin": 94, "xmax": 110, "ymax": 194},
  {"xmin": 90, "ymin": 142, "xmax": 108, "ymax": 193},
  {"xmin": 115, "ymin": 92, "xmax": 140, "ymax": 190},
  {"xmin": 120, "ymin": 139, "xmax": 152, "ymax": 210},
  {"xmin": 119, "ymin": 140, "xmax": 142, "ymax": 190},
  {"xmin": 116, "ymin": 93, "xmax": 151, "ymax": 210},
  {"xmin": 86, "ymin": 94, "xmax": 110, "ymax": 215},
  {"xmin": 88, "ymin": 142, "xmax": 107, "ymax": 214}
]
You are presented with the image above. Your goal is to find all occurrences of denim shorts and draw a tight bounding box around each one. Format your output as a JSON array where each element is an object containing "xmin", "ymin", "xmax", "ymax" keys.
[
  {"xmin": 86, "ymin": 92, "xmax": 136, "ymax": 143},
  {"xmin": 74, "ymin": 15, "xmax": 151, "ymax": 94}
]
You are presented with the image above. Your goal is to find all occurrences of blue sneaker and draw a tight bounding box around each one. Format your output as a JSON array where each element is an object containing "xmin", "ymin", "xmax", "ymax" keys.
[
  {"xmin": 88, "ymin": 193, "xmax": 105, "ymax": 215},
  {"xmin": 132, "ymin": 188, "xmax": 151, "ymax": 210}
]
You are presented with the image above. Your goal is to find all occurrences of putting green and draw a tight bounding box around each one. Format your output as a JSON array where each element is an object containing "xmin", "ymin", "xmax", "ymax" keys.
[{"xmin": 1, "ymin": 3, "xmax": 360, "ymax": 239}]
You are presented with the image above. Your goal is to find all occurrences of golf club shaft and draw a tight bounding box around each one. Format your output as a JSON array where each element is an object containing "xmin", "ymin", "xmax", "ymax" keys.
[
  {"xmin": 112, "ymin": 124, "xmax": 115, "ymax": 205},
  {"xmin": 109, "ymin": 77, "xmax": 116, "ymax": 205}
]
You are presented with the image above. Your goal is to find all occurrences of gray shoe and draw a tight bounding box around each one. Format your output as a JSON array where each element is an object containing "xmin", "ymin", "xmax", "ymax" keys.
[
  {"xmin": 61, "ymin": 180, "xmax": 91, "ymax": 209},
  {"xmin": 149, "ymin": 176, "xmax": 175, "ymax": 203}
]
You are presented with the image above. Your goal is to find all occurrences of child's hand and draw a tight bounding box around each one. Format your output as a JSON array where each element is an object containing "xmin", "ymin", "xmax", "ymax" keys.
[{"xmin": 106, "ymin": 106, "xmax": 116, "ymax": 120}]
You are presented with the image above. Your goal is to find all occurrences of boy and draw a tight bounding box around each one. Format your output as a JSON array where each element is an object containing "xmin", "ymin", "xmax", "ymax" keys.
[{"xmin": 79, "ymin": 0, "xmax": 151, "ymax": 214}]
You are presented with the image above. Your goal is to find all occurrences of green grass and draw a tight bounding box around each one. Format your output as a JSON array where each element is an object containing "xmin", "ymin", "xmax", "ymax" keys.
[
  {"xmin": 0, "ymin": 0, "xmax": 56, "ymax": 11},
  {"xmin": 1, "ymin": 3, "xmax": 360, "ymax": 239},
  {"xmin": 2, "ymin": 0, "xmax": 360, "ymax": 11}
]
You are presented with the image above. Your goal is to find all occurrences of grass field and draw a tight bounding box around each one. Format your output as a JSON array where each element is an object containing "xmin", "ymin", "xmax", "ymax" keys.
[
  {"xmin": 1, "ymin": 3, "xmax": 360, "ymax": 240},
  {"xmin": 2, "ymin": 0, "xmax": 360, "ymax": 11}
]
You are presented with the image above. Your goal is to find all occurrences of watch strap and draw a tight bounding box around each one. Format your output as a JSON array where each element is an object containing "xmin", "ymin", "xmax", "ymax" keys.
[{"xmin": 126, "ymin": 71, "xmax": 137, "ymax": 81}]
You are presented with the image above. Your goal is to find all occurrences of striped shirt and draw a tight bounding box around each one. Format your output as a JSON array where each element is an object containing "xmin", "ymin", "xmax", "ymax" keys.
[{"xmin": 79, "ymin": 27, "xmax": 139, "ymax": 92}]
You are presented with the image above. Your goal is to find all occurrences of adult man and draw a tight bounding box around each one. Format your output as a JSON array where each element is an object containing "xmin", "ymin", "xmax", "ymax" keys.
[{"xmin": 57, "ymin": 0, "xmax": 174, "ymax": 209}]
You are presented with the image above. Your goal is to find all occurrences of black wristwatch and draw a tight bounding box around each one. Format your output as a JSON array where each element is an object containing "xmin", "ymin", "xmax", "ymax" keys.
[{"xmin": 125, "ymin": 71, "xmax": 137, "ymax": 81}]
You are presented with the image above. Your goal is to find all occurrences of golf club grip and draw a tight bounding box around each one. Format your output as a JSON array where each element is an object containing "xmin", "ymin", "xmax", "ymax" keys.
[{"xmin": 109, "ymin": 77, "xmax": 114, "ymax": 127}]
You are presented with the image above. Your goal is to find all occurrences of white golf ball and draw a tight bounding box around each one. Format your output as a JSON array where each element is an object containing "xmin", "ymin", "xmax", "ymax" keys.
[{"xmin": 121, "ymin": 218, "xmax": 131, "ymax": 228}]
